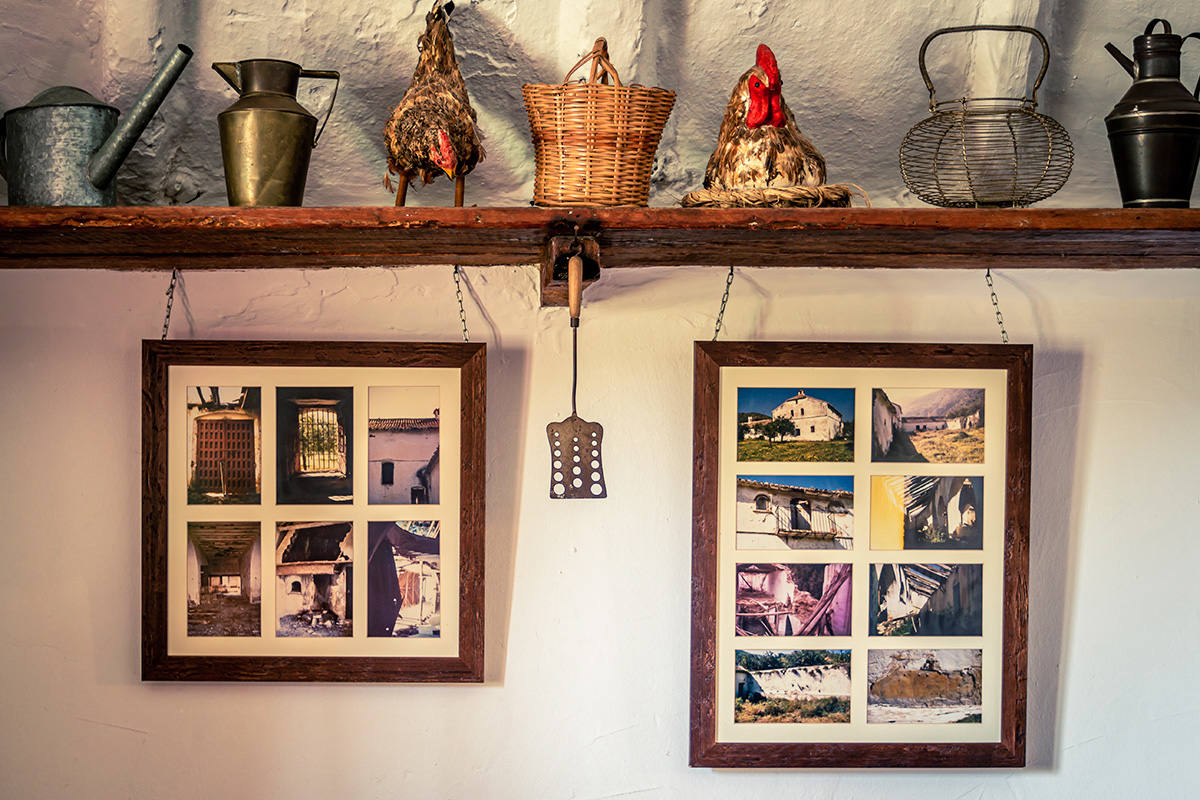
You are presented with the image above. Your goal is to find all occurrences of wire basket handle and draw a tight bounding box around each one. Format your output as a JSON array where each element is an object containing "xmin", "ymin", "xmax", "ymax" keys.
[
  {"xmin": 918, "ymin": 24, "xmax": 1050, "ymax": 110},
  {"xmin": 562, "ymin": 37, "xmax": 622, "ymax": 87}
]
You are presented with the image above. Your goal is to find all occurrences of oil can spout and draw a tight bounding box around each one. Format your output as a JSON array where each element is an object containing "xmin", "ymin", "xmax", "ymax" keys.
[
  {"xmin": 87, "ymin": 44, "xmax": 192, "ymax": 189},
  {"xmin": 1105, "ymin": 42, "xmax": 1137, "ymax": 77}
]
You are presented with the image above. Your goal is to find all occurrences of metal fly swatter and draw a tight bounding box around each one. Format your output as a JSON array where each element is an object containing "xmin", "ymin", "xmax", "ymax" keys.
[{"xmin": 547, "ymin": 255, "xmax": 606, "ymax": 498}]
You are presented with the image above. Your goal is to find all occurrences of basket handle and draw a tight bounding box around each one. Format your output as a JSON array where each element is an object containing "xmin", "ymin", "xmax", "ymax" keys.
[
  {"xmin": 562, "ymin": 37, "xmax": 623, "ymax": 87},
  {"xmin": 918, "ymin": 25, "xmax": 1050, "ymax": 110}
]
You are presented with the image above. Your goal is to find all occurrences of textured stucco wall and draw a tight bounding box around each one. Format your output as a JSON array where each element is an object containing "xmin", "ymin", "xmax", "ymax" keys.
[
  {"xmin": 2, "ymin": 2, "xmax": 1200, "ymax": 799},
  {"xmin": 2, "ymin": 0, "xmax": 1196, "ymax": 207}
]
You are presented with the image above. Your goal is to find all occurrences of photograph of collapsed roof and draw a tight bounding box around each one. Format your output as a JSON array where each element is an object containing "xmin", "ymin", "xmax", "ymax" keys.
[
  {"xmin": 368, "ymin": 520, "xmax": 441, "ymax": 638},
  {"xmin": 735, "ymin": 563, "xmax": 852, "ymax": 636},
  {"xmin": 869, "ymin": 563, "xmax": 982, "ymax": 636},
  {"xmin": 275, "ymin": 521, "xmax": 353, "ymax": 637}
]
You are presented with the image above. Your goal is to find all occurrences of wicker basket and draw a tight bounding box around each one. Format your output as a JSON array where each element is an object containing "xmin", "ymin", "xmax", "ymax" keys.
[{"xmin": 523, "ymin": 38, "xmax": 675, "ymax": 207}]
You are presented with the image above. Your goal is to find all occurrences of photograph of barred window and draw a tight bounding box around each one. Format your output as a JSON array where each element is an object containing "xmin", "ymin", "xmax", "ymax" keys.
[{"xmin": 276, "ymin": 387, "xmax": 353, "ymax": 504}]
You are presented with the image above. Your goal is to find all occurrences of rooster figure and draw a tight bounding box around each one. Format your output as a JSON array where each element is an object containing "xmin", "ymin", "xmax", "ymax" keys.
[
  {"xmin": 385, "ymin": 0, "xmax": 484, "ymax": 206},
  {"xmin": 704, "ymin": 44, "xmax": 825, "ymax": 191}
]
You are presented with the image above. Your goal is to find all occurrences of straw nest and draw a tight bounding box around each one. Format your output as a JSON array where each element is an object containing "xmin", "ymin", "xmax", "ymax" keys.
[{"xmin": 680, "ymin": 184, "xmax": 866, "ymax": 208}]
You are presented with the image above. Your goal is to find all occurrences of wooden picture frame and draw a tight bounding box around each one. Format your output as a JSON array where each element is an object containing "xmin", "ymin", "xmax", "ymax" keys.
[
  {"xmin": 690, "ymin": 342, "xmax": 1030, "ymax": 767},
  {"xmin": 142, "ymin": 340, "xmax": 485, "ymax": 682}
]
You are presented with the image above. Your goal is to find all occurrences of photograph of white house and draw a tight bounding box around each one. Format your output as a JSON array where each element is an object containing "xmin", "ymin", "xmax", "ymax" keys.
[
  {"xmin": 368, "ymin": 386, "xmax": 440, "ymax": 504},
  {"xmin": 736, "ymin": 475, "xmax": 853, "ymax": 550},
  {"xmin": 737, "ymin": 387, "xmax": 854, "ymax": 462}
]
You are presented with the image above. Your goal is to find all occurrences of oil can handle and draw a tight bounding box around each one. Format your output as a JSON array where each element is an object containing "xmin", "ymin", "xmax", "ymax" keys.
[
  {"xmin": 918, "ymin": 25, "xmax": 1050, "ymax": 110},
  {"xmin": 299, "ymin": 69, "xmax": 340, "ymax": 147},
  {"xmin": 1183, "ymin": 33, "xmax": 1200, "ymax": 99}
]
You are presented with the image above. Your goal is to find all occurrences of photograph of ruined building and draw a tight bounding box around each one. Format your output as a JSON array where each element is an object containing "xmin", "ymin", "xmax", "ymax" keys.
[
  {"xmin": 867, "ymin": 649, "xmax": 982, "ymax": 724},
  {"xmin": 187, "ymin": 386, "xmax": 261, "ymax": 504},
  {"xmin": 734, "ymin": 650, "xmax": 851, "ymax": 723},
  {"xmin": 367, "ymin": 521, "xmax": 441, "ymax": 638},
  {"xmin": 872, "ymin": 387, "xmax": 984, "ymax": 464},
  {"xmin": 186, "ymin": 522, "xmax": 261, "ymax": 637},
  {"xmin": 871, "ymin": 475, "xmax": 983, "ymax": 550},
  {"xmin": 367, "ymin": 386, "xmax": 440, "ymax": 505},
  {"xmin": 276, "ymin": 387, "xmax": 354, "ymax": 504},
  {"xmin": 736, "ymin": 475, "xmax": 853, "ymax": 550},
  {"xmin": 735, "ymin": 563, "xmax": 852, "ymax": 636},
  {"xmin": 737, "ymin": 388, "xmax": 854, "ymax": 462},
  {"xmin": 869, "ymin": 563, "xmax": 982, "ymax": 636},
  {"xmin": 275, "ymin": 522, "xmax": 353, "ymax": 637}
]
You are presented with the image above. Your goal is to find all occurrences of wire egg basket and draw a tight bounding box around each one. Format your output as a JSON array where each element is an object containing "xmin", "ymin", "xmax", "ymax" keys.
[{"xmin": 900, "ymin": 25, "xmax": 1073, "ymax": 208}]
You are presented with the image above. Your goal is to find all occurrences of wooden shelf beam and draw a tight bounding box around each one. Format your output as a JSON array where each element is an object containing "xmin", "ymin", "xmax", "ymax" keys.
[{"xmin": 2, "ymin": 206, "xmax": 1198, "ymax": 304}]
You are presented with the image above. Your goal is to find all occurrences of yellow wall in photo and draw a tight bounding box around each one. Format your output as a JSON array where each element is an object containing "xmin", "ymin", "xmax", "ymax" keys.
[{"xmin": 870, "ymin": 476, "xmax": 905, "ymax": 550}]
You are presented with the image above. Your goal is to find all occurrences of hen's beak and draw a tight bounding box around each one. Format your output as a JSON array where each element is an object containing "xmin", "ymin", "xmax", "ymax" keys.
[{"xmin": 442, "ymin": 165, "xmax": 457, "ymax": 179}]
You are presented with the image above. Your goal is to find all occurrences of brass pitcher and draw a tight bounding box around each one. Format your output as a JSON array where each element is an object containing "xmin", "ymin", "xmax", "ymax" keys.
[{"xmin": 213, "ymin": 59, "xmax": 339, "ymax": 206}]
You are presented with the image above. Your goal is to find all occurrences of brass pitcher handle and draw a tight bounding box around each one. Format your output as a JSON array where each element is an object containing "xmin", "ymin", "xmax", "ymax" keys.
[
  {"xmin": 918, "ymin": 25, "xmax": 1051, "ymax": 110},
  {"xmin": 300, "ymin": 69, "xmax": 340, "ymax": 147},
  {"xmin": 1184, "ymin": 33, "xmax": 1200, "ymax": 99}
]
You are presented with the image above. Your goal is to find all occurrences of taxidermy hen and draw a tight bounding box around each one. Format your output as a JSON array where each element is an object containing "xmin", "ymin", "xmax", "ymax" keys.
[
  {"xmin": 704, "ymin": 44, "xmax": 825, "ymax": 190},
  {"xmin": 384, "ymin": 0, "xmax": 484, "ymax": 206}
]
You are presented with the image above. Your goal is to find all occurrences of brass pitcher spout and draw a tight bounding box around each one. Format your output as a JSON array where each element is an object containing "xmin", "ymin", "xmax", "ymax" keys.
[
  {"xmin": 1105, "ymin": 42, "xmax": 1136, "ymax": 77},
  {"xmin": 212, "ymin": 62, "xmax": 241, "ymax": 92},
  {"xmin": 87, "ymin": 44, "xmax": 193, "ymax": 189}
]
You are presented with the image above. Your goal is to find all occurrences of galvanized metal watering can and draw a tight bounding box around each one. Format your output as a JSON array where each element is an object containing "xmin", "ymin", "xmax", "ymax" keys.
[{"xmin": 0, "ymin": 44, "xmax": 192, "ymax": 206}]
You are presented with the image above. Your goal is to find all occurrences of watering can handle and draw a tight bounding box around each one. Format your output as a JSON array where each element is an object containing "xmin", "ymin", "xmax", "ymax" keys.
[
  {"xmin": 918, "ymin": 25, "xmax": 1051, "ymax": 110},
  {"xmin": 299, "ymin": 69, "xmax": 340, "ymax": 147},
  {"xmin": 1184, "ymin": 33, "xmax": 1200, "ymax": 99}
]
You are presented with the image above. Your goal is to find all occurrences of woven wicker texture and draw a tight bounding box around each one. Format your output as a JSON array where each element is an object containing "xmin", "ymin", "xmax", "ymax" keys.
[
  {"xmin": 680, "ymin": 184, "xmax": 860, "ymax": 208},
  {"xmin": 523, "ymin": 38, "xmax": 675, "ymax": 207}
]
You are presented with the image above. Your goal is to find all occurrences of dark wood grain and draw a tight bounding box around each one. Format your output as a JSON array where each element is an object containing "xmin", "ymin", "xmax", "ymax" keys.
[
  {"xmin": 4, "ymin": 206, "xmax": 1200, "ymax": 271},
  {"xmin": 689, "ymin": 341, "xmax": 1032, "ymax": 768},
  {"xmin": 142, "ymin": 340, "xmax": 486, "ymax": 682}
]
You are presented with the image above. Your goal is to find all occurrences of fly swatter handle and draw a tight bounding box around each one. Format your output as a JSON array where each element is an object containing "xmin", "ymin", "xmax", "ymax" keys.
[{"xmin": 568, "ymin": 255, "xmax": 583, "ymax": 323}]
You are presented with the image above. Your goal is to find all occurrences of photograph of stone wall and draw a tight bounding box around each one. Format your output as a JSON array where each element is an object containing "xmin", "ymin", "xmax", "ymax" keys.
[{"xmin": 867, "ymin": 649, "xmax": 982, "ymax": 723}]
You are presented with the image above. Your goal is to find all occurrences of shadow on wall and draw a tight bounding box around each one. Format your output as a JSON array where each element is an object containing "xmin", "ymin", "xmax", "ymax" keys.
[
  {"xmin": 1027, "ymin": 348, "xmax": 1084, "ymax": 770},
  {"xmin": 483, "ymin": 343, "xmax": 531, "ymax": 682}
]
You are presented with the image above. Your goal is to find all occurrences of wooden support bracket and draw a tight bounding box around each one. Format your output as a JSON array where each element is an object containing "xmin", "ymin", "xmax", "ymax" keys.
[{"xmin": 541, "ymin": 225, "xmax": 602, "ymax": 307}]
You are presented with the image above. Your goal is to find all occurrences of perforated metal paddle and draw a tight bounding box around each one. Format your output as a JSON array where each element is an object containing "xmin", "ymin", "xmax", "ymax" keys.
[{"xmin": 547, "ymin": 255, "xmax": 606, "ymax": 499}]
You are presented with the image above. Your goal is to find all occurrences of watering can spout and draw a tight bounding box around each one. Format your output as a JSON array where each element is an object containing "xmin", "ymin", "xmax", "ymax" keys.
[
  {"xmin": 87, "ymin": 44, "xmax": 192, "ymax": 189},
  {"xmin": 1105, "ymin": 42, "xmax": 1136, "ymax": 77}
]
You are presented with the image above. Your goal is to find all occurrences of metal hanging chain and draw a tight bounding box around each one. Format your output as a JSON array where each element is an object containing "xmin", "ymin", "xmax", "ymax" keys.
[
  {"xmin": 984, "ymin": 268, "xmax": 1010, "ymax": 344},
  {"xmin": 161, "ymin": 268, "xmax": 180, "ymax": 340},
  {"xmin": 712, "ymin": 266, "xmax": 736, "ymax": 341},
  {"xmin": 453, "ymin": 265, "xmax": 470, "ymax": 342}
]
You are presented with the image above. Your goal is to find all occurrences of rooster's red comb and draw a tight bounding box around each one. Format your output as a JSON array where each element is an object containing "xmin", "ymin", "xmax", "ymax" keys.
[{"xmin": 756, "ymin": 44, "xmax": 781, "ymax": 87}]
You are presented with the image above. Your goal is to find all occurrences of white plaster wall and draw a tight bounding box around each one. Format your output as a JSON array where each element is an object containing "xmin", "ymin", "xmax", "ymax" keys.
[
  {"xmin": 2, "ymin": 264, "xmax": 1200, "ymax": 796},
  {"xmin": 3, "ymin": 0, "xmax": 1200, "ymax": 797},
  {"xmin": 2, "ymin": 0, "xmax": 1197, "ymax": 206}
]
